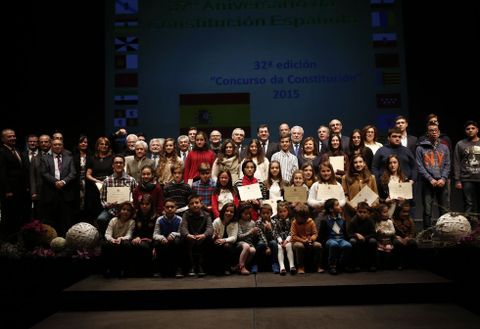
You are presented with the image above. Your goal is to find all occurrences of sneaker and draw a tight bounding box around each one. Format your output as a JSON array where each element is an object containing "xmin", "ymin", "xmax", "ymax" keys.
[
  {"xmin": 197, "ymin": 266, "xmax": 206, "ymax": 277},
  {"xmin": 175, "ymin": 269, "xmax": 184, "ymax": 279},
  {"xmin": 224, "ymin": 269, "xmax": 231, "ymax": 276},
  {"xmin": 290, "ymin": 267, "xmax": 297, "ymax": 275},
  {"xmin": 280, "ymin": 268, "xmax": 287, "ymax": 276},
  {"xmin": 272, "ymin": 263, "xmax": 280, "ymax": 274},
  {"xmin": 187, "ymin": 268, "xmax": 196, "ymax": 277},
  {"xmin": 316, "ymin": 267, "xmax": 325, "ymax": 273},
  {"xmin": 328, "ymin": 267, "xmax": 338, "ymax": 275},
  {"xmin": 250, "ymin": 265, "xmax": 258, "ymax": 274},
  {"xmin": 368, "ymin": 265, "xmax": 377, "ymax": 272},
  {"xmin": 297, "ymin": 266, "xmax": 305, "ymax": 274}
]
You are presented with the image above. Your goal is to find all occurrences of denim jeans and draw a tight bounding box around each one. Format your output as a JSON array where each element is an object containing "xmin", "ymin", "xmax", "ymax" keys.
[
  {"xmin": 462, "ymin": 181, "xmax": 480, "ymax": 221},
  {"xmin": 422, "ymin": 180, "xmax": 450, "ymax": 229},
  {"xmin": 325, "ymin": 238, "xmax": 352, "ymax": 267}
]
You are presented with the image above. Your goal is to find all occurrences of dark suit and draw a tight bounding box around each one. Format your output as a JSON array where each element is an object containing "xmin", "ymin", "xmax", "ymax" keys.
[
  {"xmin": 40, "ymin": 151, "xmax": 77, "ymax": 236},
  {"xmin": 317, "ymin": 139, "xmax": 329, "ymax": 156},
  {"xmin": 261, "ymin": 140, "xmax": 279, "ymax": 160},
  {"xmin": 0, "ymin": 144, "xmax": 30, "ymax": 241},
  {"xmin": 341, "ymin": 135, "xmax": 350, "ymax": 153},
  {"xmin": 406, "ymin": 135, "xmax": 418, "ymax": 157}
]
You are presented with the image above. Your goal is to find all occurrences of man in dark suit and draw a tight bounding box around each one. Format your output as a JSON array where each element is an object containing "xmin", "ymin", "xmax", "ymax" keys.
[
  {"xmin": 316, "ymin": 125, "xmax": 330, "ymax": 155},
  {"xmin": 0, "ymin": 129, "xmax": 30, "ymax": 241},
  {"xmin": 395, "ymin": 115, "xmax": 418, "ymax": 157},
  {"xmin": 289, "ymin": 125, "xmax": 304, "ymax": 157},
  {"xmin": 257, "ymin": 124, "xmax": 278, "ymax": 160},
  {"xmin": 40, "ymin": 138, "xmax": 77, "ymax": 236},
  {"xmin": 329, "ymin": 119, "xmax": 350, "ymax": 153},
  {"xmin": 232, "ymin": 128, "xmax": 247, "ymax": 160}
]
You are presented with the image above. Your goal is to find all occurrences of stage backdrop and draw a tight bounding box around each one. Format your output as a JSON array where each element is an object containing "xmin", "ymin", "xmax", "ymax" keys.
[{"xmin": 106, "ymin": 0, "xmax": 407, "ymax": 139}]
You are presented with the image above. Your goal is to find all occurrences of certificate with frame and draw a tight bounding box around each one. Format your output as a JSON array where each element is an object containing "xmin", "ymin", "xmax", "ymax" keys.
[
  {"xmin": 329, "ymin": 156, "xmax": 344, "ymax": 173},
  {"xmin": 316, "ymin": 183, "xmax": 345, "ymax": 201},
  {"xmin": 106, "ymin": 186, "xmax": 131, "ymax": 204},
  {"xmin": 284, "ymin": 186, "xmax": 308, "ymax": 203},
  {"xmin": 238, "ymin": 183, "xmax": 263, "ymax": 201},
  {"xmin": 349, "ymin": 185, "xmax": 378, "ymax": 207},
  {"xmin": 388, "ymin": 181, "xmax": 413, "ymax": 200}
]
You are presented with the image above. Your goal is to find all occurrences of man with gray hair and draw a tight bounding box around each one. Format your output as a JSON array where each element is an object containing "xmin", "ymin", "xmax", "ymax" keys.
[
  {"xmin": 177, "ymin": 135, "xmax": 190, "ymax": 161},
  {"xmin": 232, "ymin": 128, "xmax": 246, "ymax": 160},
  {"xmin": 289, "ymin": 125, "xmax": 304, "ymax": 157},
  {"xmin": 329, "ymin": 118, "xmax": 349, "ymax": 153}
]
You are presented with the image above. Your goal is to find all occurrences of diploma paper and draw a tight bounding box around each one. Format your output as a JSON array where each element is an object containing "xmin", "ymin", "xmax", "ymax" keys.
[
  {"xmin": 238, "ymin": 183, "xmax": 263, "ymax": 201},
  {"xmin": 106, "ymin": 186, "xmax": 131, "ymax": 204},
  {"xmin": 316, "ymin": 184, "xmax": 345, "ymax": 201},
  {"xmin": 284, "ymin": 186, "xmax": 308, "ymax": 203},
  {"xmin": 388, "ymin": 181, "xmax": 413, "ymax": 200},
  {"xmin": 329, "ymin": 156, "xmax": 344, "ymax": 173},
  {"xmin": 95, "ymin": 182, "xmax": 103, "ymax": 192},
  {"xmin": 349, "ymin": 185, "xmax": 378, "ymax": 207}
]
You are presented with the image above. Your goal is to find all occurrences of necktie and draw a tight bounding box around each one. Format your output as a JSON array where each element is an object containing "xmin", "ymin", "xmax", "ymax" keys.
[
  {"xmin": 182, "ymin": 152, "xmax": 186, "ymax": 161},
  {"xmin": 261, "ymin": 141, "xmax": 266, "ymax": 154},
  {"xmin": 12, "ymin": 149, "xmax": 21, "ymax": 163},
  {"xmin": 57, "ymin": 155, "xmax": 62, "ymax": 171},
  {"xmin": 29, "ymin": 150, "xmax": 35, "ymax": 162},
  {"xmin": 294, "ymin": 144, "xmax": 299, "ymax": 156},
  {"xmin": 153, "ymin": 154, "xmax": 158, "ymax": 167}
]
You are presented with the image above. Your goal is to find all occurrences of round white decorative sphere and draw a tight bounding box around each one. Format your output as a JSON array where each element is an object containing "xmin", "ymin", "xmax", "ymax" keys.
[
  {"xmin": 65, "ymin": 222, "xmax": 100, "ymax": 249},
  {"xmin": 50, "ymin": 237, "xmax": 67, "ymax": 252},
  {"xmin": 434, "ymin": 213, "xmax": 471, "ymax": 241}
]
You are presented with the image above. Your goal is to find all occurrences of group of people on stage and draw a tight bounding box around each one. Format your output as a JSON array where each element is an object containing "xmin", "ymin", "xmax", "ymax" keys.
[{"xmin": 1, "ymin": 114, "xmax": 479, "ymax": 277}]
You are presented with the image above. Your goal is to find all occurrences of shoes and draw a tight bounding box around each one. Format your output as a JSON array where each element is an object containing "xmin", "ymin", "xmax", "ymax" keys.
[
  {"xmin": 240, "ymin": 266, "xmax": 250, "ymax": 275},
  {"xmin": 344, "ymin": 266, "xmax": 354, "ymax": 273},
  {"xmin": 187, "ymin": 268, "xmax": 196, "ymax": 277},
  {"xmin": 250, "ymin": 265, "xmax": 258, "ymax": 274},
  {"xmin": 197, "ymin": 266, "xmax": 206, "ymax": 277},
  {"xmin": 297, "ymin": 266, "xmax": 305, "ymax": 274},
  {"xmin": 368, "ymin": 265, "xmax": 377, "ymax": 272},
  {"xmin": 175, "ymin": 268, "xmax": 184, "ymax": 279},
  {"xmin": 354, "ymin": 266, "xmax": 361, "ymax": 272},
  {"xmin": 280, "ymin": 268, "xmax": 287, "ymax": 276},
  {"xmin": 103, "ymin": 269, "xmax": 112, "ymax": 278},
  {"xmin": 329, "ymin": 267, "xmax": 338, "ymax": 275},
  {"xmin": 397, "ymin": 265, "xmax": 404, "ymax": 271},
  {"xmin": 272, "ymin": 263, "xmax": 280, "ymax": 274},
  {"xmin": 290, "ymin": 267, "xmax": 297, "ymax": 275},
  {"xmin": 316, "ymin": 267, "xmax": 325, "ymax": 273},
  {"xmin": 224, "ymin": 270, "xmax": 231, "ymax": 276}
]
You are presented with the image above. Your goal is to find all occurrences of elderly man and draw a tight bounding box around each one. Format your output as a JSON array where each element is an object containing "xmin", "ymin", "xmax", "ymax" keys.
[{"xmin": 329, "ymin": 119, "xmax": 350, "ymax": 153}]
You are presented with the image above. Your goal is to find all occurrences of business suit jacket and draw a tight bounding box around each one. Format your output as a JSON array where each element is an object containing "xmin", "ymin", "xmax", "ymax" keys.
[
  {"xmin": 40, "ymin": 151, "xmax": 77, "ymax": 202},
  {"xmin": 263, "ymin": 140, "xmax": 279, "ymax": 160},
  {"xmin": 0, "ymin": 144, "xmax": 28, "ymax": 199}
]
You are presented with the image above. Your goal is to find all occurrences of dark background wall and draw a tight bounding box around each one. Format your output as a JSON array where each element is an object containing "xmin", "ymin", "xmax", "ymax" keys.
[{"xmin": 4, "ymin": 1, "xmax": 479, "ymax": 149}]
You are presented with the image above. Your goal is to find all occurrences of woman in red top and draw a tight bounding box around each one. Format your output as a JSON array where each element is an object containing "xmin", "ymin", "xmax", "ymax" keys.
[{"xmin": 183, "ymin": 131, "xmax": 215, "ymax": 183}]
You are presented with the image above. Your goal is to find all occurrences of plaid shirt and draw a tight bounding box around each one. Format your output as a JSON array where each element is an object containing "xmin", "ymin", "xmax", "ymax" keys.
[
  {"xmin": 192, "ymin": 178, "xmax": 215, "ymax": 207},
  {"xmin": 100, "ymin": 171, "xmax": 137, "ymax": 215}
]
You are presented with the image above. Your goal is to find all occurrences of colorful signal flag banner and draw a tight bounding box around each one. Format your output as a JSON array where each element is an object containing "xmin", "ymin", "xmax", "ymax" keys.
[
  {"xmin": 372, "ymin": 33, "xmax": 397, "ymax": 48},
  {"xmin": 371, "ymin": 0, "xmax": 395, "ymax": 7},
  {"xmin": 115, "ymin": 54, "xmax": 138, "ymax": 69},
  {"xmin": 114, "ymin": 94, "xmax": 138, "ymax": 106},
  {"xmin": 115, "ymin": 73, "xmax": 138, "ymax": 88},
  {"xmin": 376, "ymin": 69, "xmax": 401, "ymax": 86},
  {"xmin": 125, "ymin": 108, "xmax": 138, "ymax": 119},
  {"xmin": 371, "ymin": 11, "xmax": 395, "ymax": 28},
  {"xmin": 115, "ymin": 36, "xmax": 139, "ymax": 52},
  {"xmin": 375, "ymin": 53, "xmax": 399, "ymax": 68},
  {"xmin": 179, "ymin": 93, "xmax": 251, "ymax": 136},
  {"xmin": 115, "ymin": 0, "xmax": 138, "ymax": 15},
  {"xmin": 114, "ymin": 15, "xmax": 139, "ymax": 28},
  {"xmin": 114, "ymin": 118, "xmax": 127, "ymax": 128},
  {"xmin": 376, "ymin": 93, "xmax": 401, "ymax": 108}
]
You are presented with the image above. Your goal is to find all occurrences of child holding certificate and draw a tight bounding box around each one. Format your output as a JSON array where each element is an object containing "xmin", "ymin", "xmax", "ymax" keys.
[
  {"xmin": 308, "ymin": 161, "xmax": 346, "ymax": 215},
  {"xmin": 342, "ymin": 155, "xmax": 378, "ymax": 220},
  {"xmin": 103, "ymin": 201, "xmax": 136, "ymax": 277},
  {"xmin": 264, "ymin": 160, "xmax": 288, "ymax": 200}
]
